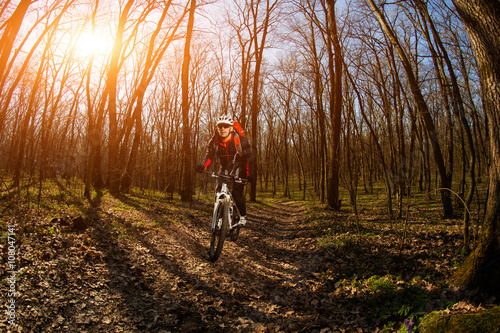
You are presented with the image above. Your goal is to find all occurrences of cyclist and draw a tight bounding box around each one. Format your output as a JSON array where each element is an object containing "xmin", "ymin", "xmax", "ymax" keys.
[{"xmin": 195, "ymin": 115, "xmax": 254, "ymax": 226}]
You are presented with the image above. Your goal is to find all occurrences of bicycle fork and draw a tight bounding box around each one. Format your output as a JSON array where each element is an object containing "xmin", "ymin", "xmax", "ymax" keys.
[
  {"xmin": 211, "ymin": 193, "xmax": 242, "ymax": 231},
  {"xmin": 211, "ymin": 200, "xmax": 221, "ymax": 230}
]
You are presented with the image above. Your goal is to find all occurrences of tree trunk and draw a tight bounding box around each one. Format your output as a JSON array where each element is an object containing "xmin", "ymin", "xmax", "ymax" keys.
[
  {"xmin": 250, "ymin": 1, "xmax": 271, "ymax": 202},
  {"xmin": 120, "ymin": 102, "xmax": 143, "ymax": 194},
  {"xmin": 326, "ymin": 0, "xmax": 343, "ymax": 211},
  {"xmin": 0, "ymin": 0, "xmax": 31, "ymax": 80},
  {"xmin": 310, "ymin": 23, "xmax": 327, "ymax": 203},
  {"xmin": 107, "ymin": 0, "xmax": 134, "ymax": 194},
  {"xmin": 451, "ymin": 0, "xmax": 500, "ymax": 298},
  {"xmin": 181, "ymin": 0, "xmax": 196, "ymax": 202},
  {"xmin": 84, "ymin": 1, "xmax": 99, "ymax": 200},
  {"xmin": 249, "ymin": 0, "xmax": 276, "ymax": 202}
]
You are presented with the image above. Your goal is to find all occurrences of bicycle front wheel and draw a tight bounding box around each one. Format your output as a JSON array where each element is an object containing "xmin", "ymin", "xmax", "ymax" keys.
[{"xmin": 209, "ymin": 198, "xmax": 229, "ymax": 262}]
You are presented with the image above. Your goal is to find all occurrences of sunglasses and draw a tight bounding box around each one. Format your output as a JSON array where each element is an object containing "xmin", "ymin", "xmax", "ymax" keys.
[{"xmin": 217, "ymin": 124, "xmax": 231, "ymax": 129}]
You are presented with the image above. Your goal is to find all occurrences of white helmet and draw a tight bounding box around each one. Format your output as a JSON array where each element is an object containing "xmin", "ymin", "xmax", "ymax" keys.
[{"xmin": 216, "ymin": 115, "xmax": 233, "ymax": 127}]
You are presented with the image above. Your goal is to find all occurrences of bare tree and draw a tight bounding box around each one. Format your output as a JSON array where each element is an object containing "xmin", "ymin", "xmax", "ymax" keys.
[
  {"xmin": 120, "ymin": 0, "xmax": 187, "ymax": 193},
  {"xmin": 290, "ymin": 0, "xmax": 329, "ymax": 203},
  {"xmin": 367, "ymin": 0, "xmax": 454, "ymax": 218},
  {"xmin": 325, "ymin": 0, "xmax": 343, "ymax": 210},
  {"xmin": 249, "ymin": 0, "xmax": 279, "ymax": 202},
  {"xmin": 227, "ymin": 1, "xmax": 253, "ymax": 128},
  {"xmin": 11, "ymin": 1, "xmax": 75, "ymax": 187},
  {"xmin": 84, "ymin": 0, "xmax": 101, "ymax": 200},
  {"xmin": 410, "ymin": 0, "xmax": 477, "ymax": 248},
  {"xmin": 104, "ymin": 0, "xmax": 135, "ymax": 194}
]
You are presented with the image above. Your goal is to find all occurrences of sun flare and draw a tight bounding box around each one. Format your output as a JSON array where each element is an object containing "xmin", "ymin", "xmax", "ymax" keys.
[{"xmin": 74, "ymin": 31, "xmax": 114, "ymax": 59}]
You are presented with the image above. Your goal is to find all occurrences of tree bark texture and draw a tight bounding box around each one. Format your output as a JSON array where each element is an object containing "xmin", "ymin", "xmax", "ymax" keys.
[{"xmin": 451, "ymin": 0, "xmax": 500, "ymax": 297}]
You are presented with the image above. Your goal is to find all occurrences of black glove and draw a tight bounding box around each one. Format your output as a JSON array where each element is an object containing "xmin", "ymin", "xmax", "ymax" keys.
[{"xmin": 195, "ymin": 164, "xmax": 205, "ymax": 173}]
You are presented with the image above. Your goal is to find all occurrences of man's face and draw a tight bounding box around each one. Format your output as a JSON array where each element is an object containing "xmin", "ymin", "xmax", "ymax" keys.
[{"xmin": 217, "ymin": 123, "xmax": 233, "ymax": 139}]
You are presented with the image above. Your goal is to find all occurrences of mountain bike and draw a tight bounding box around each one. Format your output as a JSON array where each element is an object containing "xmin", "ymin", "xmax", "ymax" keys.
[{"xmin": 203, "ymin": 171, "xmax": 245, "ymax": 262}]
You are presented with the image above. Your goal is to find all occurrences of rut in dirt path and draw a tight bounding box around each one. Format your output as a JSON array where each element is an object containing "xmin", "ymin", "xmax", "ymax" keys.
[{"xmin": 233, "ymin": 201, "xmax": 319, "ymax": 277}]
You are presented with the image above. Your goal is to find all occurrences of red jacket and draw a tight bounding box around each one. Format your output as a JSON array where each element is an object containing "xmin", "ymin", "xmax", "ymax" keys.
[{"xmin": 202, "ymin": 131, "xmax": 254, "ymax": 178}]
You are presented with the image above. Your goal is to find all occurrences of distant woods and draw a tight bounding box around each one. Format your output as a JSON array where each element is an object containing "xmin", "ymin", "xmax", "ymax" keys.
[{"xmin": 0, "ymin": 0, "xmax": 487, "ymax": 219}]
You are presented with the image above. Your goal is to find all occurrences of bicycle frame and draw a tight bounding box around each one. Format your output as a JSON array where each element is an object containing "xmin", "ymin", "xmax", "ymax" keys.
[
  {"xmin": 210, "ymin": 173, "xmax": 242, "ymax": 231},
  {"xmin": 202, "ymin": 171, "xmax": 245, "ymax": 262}
]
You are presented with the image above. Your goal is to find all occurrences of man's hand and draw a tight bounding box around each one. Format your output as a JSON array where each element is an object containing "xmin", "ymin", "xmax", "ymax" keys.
[{"xmin": 195, "ymin": 164, "xmax": 205, "ymax": 173}]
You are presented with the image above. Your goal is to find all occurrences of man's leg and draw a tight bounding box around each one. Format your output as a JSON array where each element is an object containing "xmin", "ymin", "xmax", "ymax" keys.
[{"xmin": 232, "ymin": 182, "xmax": 247, "ymax": 224}]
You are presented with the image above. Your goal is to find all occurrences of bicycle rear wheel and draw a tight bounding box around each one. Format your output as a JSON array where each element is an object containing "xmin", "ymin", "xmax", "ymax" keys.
[{"xmin": 209, "ymin": 198, "xmax": 229, "ymax": 262}]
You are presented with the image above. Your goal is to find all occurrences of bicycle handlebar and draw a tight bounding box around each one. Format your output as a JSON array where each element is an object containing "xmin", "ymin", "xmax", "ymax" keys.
[{"xmin": 201, "ymin": 170, "xmax": 247, "ymax": 184}]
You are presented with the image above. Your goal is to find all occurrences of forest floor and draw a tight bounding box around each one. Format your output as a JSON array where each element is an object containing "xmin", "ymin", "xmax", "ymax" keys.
[{"xmin": 0, "ymin": 184, "xmax": 498, "ymax": 332}]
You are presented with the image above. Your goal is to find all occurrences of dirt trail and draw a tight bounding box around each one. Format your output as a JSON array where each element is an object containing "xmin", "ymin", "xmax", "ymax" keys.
[
  {"xmin": 153, "ymin": 200, "xmax": 341, "ymax": 332},
  {"xmin": 7, "ymin": 200, "xmax": 352, "ymax": 333}
]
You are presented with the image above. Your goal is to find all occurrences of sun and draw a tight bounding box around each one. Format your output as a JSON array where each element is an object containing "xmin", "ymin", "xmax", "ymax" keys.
[{"xmin": 74, "ymin": 30, "xmax": 114, "ymax": 59}]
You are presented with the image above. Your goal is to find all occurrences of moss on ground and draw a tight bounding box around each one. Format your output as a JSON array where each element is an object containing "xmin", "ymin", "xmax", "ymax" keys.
[{"xmin": 418, "ymin": 305, "xmax": 500, "ymax": 333}]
